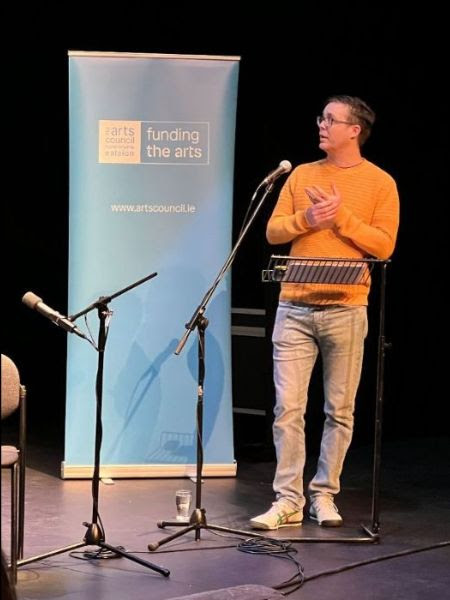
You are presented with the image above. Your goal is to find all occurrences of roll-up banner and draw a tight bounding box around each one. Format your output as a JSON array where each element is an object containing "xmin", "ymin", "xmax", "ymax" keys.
[{"xmin": 63, "ymin": 52, "xmax": 240, "ymax": 478}]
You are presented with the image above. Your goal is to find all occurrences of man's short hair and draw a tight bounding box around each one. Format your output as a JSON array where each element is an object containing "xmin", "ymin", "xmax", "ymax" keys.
[{"xmin": 327, "ymin": 95, "xmax": 376, "ymax": 145}]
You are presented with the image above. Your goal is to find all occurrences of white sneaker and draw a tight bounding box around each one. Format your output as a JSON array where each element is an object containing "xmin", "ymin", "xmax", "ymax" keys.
[
  {"xmin": 309, "ymin": 496, "xmax": 343, "ymax": 527},
  {"xmin": 250, "ymin": 503, "xmax": 302, "ymax": 530}
]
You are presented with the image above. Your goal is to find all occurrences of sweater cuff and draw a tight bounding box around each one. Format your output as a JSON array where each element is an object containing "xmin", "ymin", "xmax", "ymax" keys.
[
  {"xmin": 335, "ymin": 205, "xmax": 352, "ymax": 230},
  {"xmin": 295, "ymin": 210, "xmax": 313, "ymax": 232}
]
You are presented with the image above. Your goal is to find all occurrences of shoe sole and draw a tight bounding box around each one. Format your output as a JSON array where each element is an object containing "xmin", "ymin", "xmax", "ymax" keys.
[
  {"xmin": 249, "ymin": 520, "xmax": 303, "ymax": 530},
  {"xmin": 309, "ymin": 514, "xmax": 343, "ymax": 527}
]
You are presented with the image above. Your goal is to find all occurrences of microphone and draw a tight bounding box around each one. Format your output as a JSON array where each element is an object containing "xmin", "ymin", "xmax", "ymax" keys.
[
  {"xmin": 261, "ymin": 160, "xmax": 292, "ymax": 186},
  {"xmin": 22, "ymin": 292, "xmax": 88, "ymax": 340}
]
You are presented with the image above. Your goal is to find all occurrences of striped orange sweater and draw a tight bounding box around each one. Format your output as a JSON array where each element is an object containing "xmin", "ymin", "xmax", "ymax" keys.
[{"xmin": 266, "ymin": 159, "xmax": 400, "ymax": 305}]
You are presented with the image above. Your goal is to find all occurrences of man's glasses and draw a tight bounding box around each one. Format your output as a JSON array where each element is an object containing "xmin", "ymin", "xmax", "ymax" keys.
[{"xmin": 316, "ymin": 115, "xmax": 355, "ymax": 127}]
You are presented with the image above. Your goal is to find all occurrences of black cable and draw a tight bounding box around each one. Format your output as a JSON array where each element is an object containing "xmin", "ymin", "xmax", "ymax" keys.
[
  {"xmin": 83, "ymin": 314, "xmax": 98, "ymax": 349},
  {"xmin": 237, "ymin": 537, "xmax": 305, "ymax": 595},
  {"xmin": 304, "ymin": 540, "xmax": 450, "ymax": 583},
  {"xmin": 69, "ymin": 546, "xmax": 126, "ymax": 561}
]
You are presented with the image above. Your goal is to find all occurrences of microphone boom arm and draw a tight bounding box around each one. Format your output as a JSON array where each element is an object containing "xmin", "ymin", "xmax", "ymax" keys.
[
  {"xmin": 68, "ymin": 272, "xmax": 158, "ymax": 321},
  {"xmin": 175, "ymin": 182, "xmax": 275, "ymax": 355}
]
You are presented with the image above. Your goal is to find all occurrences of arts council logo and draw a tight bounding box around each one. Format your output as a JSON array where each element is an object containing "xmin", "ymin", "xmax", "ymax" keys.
[{"xmin": 98, "ymin": 120, "xmax": 141, "ymax": 163}]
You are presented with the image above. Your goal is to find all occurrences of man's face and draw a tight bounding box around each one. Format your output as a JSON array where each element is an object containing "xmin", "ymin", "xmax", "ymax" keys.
[{"xmin": 317, "ymin": 102, "xmax": 360, "ymax": 153}]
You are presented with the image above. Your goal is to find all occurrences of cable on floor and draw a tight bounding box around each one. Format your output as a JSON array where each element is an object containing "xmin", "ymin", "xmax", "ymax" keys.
[
  {"xmin": 303, "ymin": 540, "xmax": 450, "ymax": 583},
  {"xmin": 237, "ymin": 537, "xmax": 305, "ymax": 595},
  {"xmin": 69, "ymin": 546, "xmax": 126, "ymax": 560}
]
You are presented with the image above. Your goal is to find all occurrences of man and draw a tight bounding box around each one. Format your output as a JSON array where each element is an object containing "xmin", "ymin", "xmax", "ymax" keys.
[{"xmin": 250, "ymin": 95, "xmax": 399, "ymax": 530}]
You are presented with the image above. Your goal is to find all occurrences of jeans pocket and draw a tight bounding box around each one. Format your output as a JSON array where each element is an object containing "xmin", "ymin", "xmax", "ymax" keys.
[{"xmin": 272, "ymin": 303, "xmax": 293, "ymax": 344}]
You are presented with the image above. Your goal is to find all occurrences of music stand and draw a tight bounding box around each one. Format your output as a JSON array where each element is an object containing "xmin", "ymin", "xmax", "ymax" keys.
[
  {"xmin": 261, "ymin": 255, "xmax": 390, "ymax": 543},
  {"xmin": 18, "ymin": 273, "xmax": 170, "ymax": 576}
]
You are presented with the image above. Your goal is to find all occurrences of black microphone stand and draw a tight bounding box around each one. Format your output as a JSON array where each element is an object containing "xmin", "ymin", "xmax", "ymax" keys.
[
  {"xmin": 18, "ymin": 272, "xmax": 170, "ymax": 577},
  {"xmin": 148, "ymin": 179, "xmax": 284, "ymax": 551}
]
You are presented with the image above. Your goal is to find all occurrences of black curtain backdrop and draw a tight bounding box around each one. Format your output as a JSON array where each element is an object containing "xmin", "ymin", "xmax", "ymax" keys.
[{"xmin": 3, "ymin": 8, "xmax": 447, "ymax": 447}]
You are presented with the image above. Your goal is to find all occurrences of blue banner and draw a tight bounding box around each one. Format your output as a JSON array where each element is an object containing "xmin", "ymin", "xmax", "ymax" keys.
[{"xmin": 64, "ymin": 52, "xmax": 239, "ymax": 477}]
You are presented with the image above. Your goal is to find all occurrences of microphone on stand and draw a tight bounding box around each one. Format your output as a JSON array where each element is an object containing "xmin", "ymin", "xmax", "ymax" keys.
[
  {"xmin": 261, "ymin": 160, "xmax": 292, "ymax": 186},
  {"xmin": 238, "ymin": 160, "xmax": 293, "ymax": 239},
  {"xmin": 22, "ymin": 292, "xmax": 89, "ymax": 340}
]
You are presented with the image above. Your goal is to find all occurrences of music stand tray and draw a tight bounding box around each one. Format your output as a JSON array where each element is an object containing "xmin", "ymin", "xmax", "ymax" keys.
[{"xmin": 263, "ymin": 255, "xmax": 372, "ymax": 285}]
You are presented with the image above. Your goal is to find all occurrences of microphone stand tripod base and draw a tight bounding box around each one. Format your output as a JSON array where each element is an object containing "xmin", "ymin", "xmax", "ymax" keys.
[
  {"xmin": 149, "ymin": 509, "xmax": 206, "ymax": 551},
  {"xmin": 149, "ymin": 508, "xmax": 265, "ymax": 552},
  {"xmin": 82, "ymin": 523, "xmax": 121, "ymax": 560},
  {"xmin": 83, "ymin": 522, "xmax": 104, "ymax": 545},
  {"xmin": 158, "ymin": 508, "xmax": 206, "ymax": 529}
]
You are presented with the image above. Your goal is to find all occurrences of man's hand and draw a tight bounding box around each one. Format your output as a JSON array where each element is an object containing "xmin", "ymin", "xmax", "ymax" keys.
[{"xmin": 304, "ymin": 184, "xmax": 341, "ymax": 228}]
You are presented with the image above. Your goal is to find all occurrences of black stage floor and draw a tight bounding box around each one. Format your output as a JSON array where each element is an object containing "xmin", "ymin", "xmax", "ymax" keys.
[{"xmin": 2, "ymin": 425, "xmax": 449, "ymax": 600}]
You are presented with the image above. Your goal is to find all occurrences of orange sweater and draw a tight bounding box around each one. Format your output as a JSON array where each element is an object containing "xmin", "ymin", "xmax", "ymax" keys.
[{"xmin": 266, "ymin": 159, "xmax": 400, "ymax": 305}]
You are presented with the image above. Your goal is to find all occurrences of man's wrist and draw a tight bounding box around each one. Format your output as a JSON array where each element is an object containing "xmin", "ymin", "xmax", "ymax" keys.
[{"xmin": 304, "ymin": 207, "xmax": 315, "ymax": 227}]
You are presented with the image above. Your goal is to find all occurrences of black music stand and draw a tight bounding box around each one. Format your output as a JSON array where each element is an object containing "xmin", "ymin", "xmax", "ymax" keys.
[
  {"xmin": 261, "ymin": 255, "xmax": 391, "ymax": 543},
  {"xmin": 18, "ymin": 273, "xmax": 170, "ymax": 576}
]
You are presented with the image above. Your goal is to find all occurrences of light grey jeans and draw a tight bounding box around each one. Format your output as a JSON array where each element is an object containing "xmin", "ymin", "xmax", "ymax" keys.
[{"xmin": 272, "ymin": 301, "xmax": 368, "ymax": 511}]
